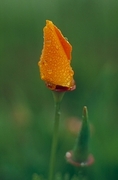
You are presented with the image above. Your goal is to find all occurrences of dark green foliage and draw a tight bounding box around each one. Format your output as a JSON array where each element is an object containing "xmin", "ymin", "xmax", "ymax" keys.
[{"xmin": 0, "ymin": 0, "xmax": 118, "ymax": 179}]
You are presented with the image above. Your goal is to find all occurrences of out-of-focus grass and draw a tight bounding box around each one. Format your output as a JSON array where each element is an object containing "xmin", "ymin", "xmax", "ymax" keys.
[{"xmin": 0, "ymin": 0, "xmax": 118, "ymax": 180}]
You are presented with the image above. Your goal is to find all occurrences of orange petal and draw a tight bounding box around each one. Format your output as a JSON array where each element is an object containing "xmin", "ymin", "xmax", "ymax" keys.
[
  {"xmin": 38, "ymin": 20, "xmax": 75, "ymax": 89},
  {"xmin": 54, "ymin": 24, "xmax": 72, "ymax": 60}
]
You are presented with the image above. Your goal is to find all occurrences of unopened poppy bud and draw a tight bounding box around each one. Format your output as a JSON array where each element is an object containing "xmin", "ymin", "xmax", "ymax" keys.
[{"xmin": 38, "ymin": 20, "xmax": 75, "ymax": 91}]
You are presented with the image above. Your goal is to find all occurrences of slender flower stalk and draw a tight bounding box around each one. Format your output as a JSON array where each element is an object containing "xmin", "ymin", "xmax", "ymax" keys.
[{"xmin": 48, "ymin": 91, "xmax": 65, "ymax": 180}]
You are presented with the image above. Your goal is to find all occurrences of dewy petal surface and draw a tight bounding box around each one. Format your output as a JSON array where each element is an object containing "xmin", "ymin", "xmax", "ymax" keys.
[{"xmin": 38, "ymin": 20, "xmax": 75, "ymax": 89}]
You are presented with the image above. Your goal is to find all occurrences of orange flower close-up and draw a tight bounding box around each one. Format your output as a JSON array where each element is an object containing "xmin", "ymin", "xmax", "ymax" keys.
[{"xmin": 38, "ymin": 20, "xmax": 75, "ymax": 91}]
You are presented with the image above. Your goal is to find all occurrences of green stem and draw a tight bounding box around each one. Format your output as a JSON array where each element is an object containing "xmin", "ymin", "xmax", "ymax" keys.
[{"xmin": 48, "ymin": 91, "xmax": 64, "ymax": 180}]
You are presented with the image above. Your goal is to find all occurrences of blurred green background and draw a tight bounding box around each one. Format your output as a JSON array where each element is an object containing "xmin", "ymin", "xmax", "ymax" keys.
[{"xmin": 0, "ymin": 0, "xmax": 118, "ymax": 179}]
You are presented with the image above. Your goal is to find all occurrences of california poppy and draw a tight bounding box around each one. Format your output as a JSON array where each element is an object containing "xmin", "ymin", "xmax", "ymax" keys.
[{"xmin": 38, "ymin": 20, "xmax": 75, "ymax": 91}]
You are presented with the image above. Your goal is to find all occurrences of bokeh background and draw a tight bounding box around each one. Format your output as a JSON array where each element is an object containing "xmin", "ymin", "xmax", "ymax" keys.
[{"xmin": 1, "ymin": 0, "xmax": 118, "ymax": 179}]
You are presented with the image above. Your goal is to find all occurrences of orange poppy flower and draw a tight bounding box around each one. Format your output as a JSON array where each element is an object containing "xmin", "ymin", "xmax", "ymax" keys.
[{"xmin": 38, "ymin": 20, "xmax": 75, "ymax": 91}]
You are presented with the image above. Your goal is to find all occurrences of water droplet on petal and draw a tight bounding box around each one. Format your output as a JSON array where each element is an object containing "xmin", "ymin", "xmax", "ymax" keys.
[
  {"xmin": 69, "ymin": 70, "xmax": 74, "ymax": 76},
  {"xmin": 46, "ymin": 82, "xmax": 56, "ymax": 90},
  {"xmin": 43, "ymin": 60, "xmax": 48, "ymax": 66},
  {"xmin": 41, "ymin": 75, "xmax": 44, "ymax": 79},
  {"xmin": 66, "ymin": 152, "xmax": 71, "ymax": 158},
  {"xmin": 65, "ymin": 37, "xmax": 68, "ymax": 41},
  {"xmin": 47, "ymin": 69, "xmax": 52, "ymax": 74},
  {"xmin": 46, "ymin": 40, "xmax": 51, "ymax": 46},
  {"xmin": 56, "ymin": 45, "xmax": 59, "ymax": 49}
]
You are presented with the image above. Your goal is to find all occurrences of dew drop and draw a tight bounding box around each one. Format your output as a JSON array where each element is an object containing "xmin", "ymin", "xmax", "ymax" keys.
[
  {"xmin": 56, "ymin": 45, "xmax": 59, "ymax": 49},
  {"xmin": 46, "ymin": 40, "xmax": 51, "ymax": 46},
  {"xmin": 49, "ymin": 58, "xmax": 52, "ymax": 62},
  {"xmin": 69, "ymin": 70, "xmax": 74, "ymax": 76},
  {"xmin": 66, "ymin": 152, "xmax": 71, "ymax": 158},
  {"xmin": 47, "ymin": 82, "xmax": 56, "ymax": 90},
  {"xmin": 42, "ymin": 60, "xmax": 48, "ymax": 66},
  {"xmin": 41, "ymin": 75, "xmax": 44, "ymax": 79},
  {"xmin": 80, "ymin": 162, "xmax": 87, "ymax": 167},
  {"xmin": 47, "ymin": 69, "xmax": 52, "ymax": 74},
  {"xmin": 66, "ymin": 81, "xmax": 70, "ymax": 86},
  {"xmin": 65, "ymin": 37, "xmax": 68, "ymax": 41}
]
